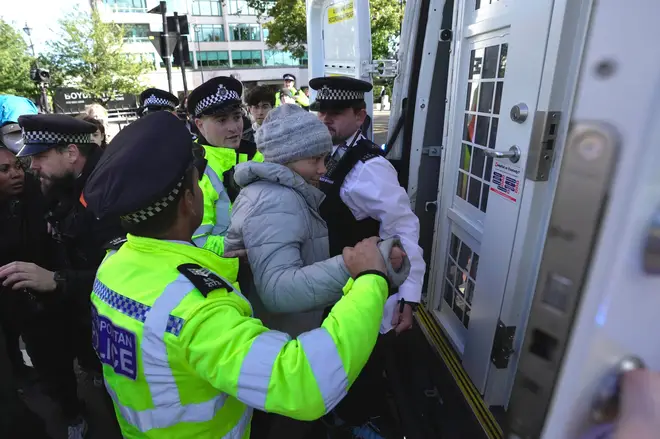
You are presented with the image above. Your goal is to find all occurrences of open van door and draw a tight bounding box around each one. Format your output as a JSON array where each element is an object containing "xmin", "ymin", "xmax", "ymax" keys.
[{"xmin": 306, "ymin": 0, "xmax": 380, "ymax": 140}]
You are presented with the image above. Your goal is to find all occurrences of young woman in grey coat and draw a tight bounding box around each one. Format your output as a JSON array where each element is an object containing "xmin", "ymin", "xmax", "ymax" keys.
[{"xmin": 224, "ymin": 104, "xmax": 408, "ymax": 337}]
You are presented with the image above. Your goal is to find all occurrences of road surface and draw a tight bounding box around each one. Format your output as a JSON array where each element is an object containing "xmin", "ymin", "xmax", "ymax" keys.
[{"xmin": 373, "ymin": 110, "xmax": 390, "ymax": 146}]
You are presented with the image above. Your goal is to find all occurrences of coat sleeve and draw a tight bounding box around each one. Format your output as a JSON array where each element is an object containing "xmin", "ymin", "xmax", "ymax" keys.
[
  {"xmin": 232, "ymin": 185, "xmax": 350, "ymax": 313},
  {"xmin": 182, "ymin": 273, "xmax": 388, "ymax": 420},
  {"xmin": 237, "ymin": 188, "xmax": 349, "ymax": 313}
]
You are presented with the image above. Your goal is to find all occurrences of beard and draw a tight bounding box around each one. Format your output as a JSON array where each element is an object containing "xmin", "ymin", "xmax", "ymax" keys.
[{"xmin": 36, "ymin": 171, "xmax": 75, "ymax": 197}]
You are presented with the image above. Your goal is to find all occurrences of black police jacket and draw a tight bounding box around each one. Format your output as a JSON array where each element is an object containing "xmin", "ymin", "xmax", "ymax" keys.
[
  {"xmin": 45, "ymin": 147, "xmax": 124, "ymax": 302},
  {"xmin": 0, "ymin": 174, "xmax": 56, "ymax": 313}
]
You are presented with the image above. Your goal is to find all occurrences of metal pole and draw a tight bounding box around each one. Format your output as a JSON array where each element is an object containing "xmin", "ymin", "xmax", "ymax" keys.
[
  {"xmin": 174, "ymin": 12, "xmax": 188, "ymax": 95},
  {"xmin": 40, "ymin": 84, "xmax": 50, "ymax": 113},
  {"xmin": 194, "ymin": 26, "xmax": 205, "ymax": 82},
  {"xmin": 160, "ymin": 1, "xmax": 173, "ymax": 94}
]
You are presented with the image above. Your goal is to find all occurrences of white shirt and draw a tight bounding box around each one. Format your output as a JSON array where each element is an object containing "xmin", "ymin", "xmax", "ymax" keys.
[{"xmin": 333, "ymin": 132, "xmax": 426, "ymax": 333}]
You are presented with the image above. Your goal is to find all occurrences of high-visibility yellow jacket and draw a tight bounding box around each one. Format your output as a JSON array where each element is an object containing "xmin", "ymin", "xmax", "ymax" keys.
[
  {"xmin": 275, "ymin": 87, "xmax": 310, "ymax": 108},
  {"xmin": 192, "ymin": 142, "xmax": 263, "ymax": 281},
  {"xmin": 91, "ymin": 235, "xmax": 388, "ymax": 438}
]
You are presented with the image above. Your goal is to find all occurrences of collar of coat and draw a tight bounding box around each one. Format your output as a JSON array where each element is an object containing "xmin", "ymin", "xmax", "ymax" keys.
[{"xmin": 233, "ymin": 161, "xmax": 325, "ymax": 211}]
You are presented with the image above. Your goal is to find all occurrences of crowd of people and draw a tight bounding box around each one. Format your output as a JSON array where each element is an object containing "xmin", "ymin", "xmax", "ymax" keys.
[{"xmin": 0, "ymin": 73, "xmax": 424, "ymax": 439}]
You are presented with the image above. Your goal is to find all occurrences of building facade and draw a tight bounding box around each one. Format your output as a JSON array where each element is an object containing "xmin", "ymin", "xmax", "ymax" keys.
[{"xmin": 92, "ymin": 0, "xmax": 309, "ymax": 98}]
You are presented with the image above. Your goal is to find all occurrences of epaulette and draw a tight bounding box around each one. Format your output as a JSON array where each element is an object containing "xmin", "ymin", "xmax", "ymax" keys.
[
  {"xmin": 177, "ymin": 263, "xmax": 234, "ymax": 298},
  {"xmin": 356, "ymin": 138, "xmax": 386, "ymax": 163},
  {"xmin": 102, "ymin": 236, "xmax": 127, "ymax": 251}
]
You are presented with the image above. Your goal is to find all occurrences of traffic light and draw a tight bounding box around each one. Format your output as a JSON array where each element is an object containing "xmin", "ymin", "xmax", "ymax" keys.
[
  {"xmin": 167, "ymin": 14, "xmax": 189, "ymax": 35},
  {"xmin": 172, "ymin": 36, "xmax": 191, "ymax": 68}
]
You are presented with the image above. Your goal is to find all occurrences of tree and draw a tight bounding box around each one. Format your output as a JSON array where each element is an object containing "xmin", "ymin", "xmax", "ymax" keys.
[
  {"xmin": 0, "ymin": 19, "xmax": 38, "ymax": 99},
  {"xmin": 44, "ymin": 9, "xmax": 151, "ymax": 105},
  {"xmin": 247, "ymin": 0, "xmax": 404, "ymax": 60}
]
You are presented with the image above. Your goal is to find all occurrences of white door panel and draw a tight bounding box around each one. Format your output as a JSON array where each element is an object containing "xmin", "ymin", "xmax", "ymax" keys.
[{"xmin": 431, "ymin": 0, "xmax": 557, "ymax": 394}]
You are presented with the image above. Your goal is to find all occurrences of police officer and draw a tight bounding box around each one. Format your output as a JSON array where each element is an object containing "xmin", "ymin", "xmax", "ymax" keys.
[
  {"xmin": 0, "ymin": 114, "xmax": 124, "ymax": 439},
  {"xmin": 186, "ymin": 77, "xmax": 262, "ymax": 279},
  {"xmin": 81, "ymin": 111, "xmax": 407, "ymax": 438},
  {"xmin": 310, "ymin": 76, "xmax": 427, "ymax": 438},
  {"xmin": 275, "ymin": 74, "xmax": 309, "ymax": 108},
  {"xmin": 137, "ymin": 88, "xmax": 180, "ymax": 117}
]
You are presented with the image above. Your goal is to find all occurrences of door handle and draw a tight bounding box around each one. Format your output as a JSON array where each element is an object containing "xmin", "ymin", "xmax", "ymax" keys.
[
  {"xmin": 590, "ymin": 356, "xmax": 645, "ymax": 423},
  {"xmin": 483, "ymin": 145, "xmax": 521, "ymax": 163}
]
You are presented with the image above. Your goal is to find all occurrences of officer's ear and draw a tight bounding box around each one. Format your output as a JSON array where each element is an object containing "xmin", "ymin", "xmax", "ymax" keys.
[
  {"xmin": 194, "ymin": 117, "xmax": 205, "ymax": 134},
  {"xmin": 353, "ymin": 107, "xmax": 367, "ymax": 125},
  {"xmin": 64, "ymin": 144, "xmax": 80, "ymax": 163}
]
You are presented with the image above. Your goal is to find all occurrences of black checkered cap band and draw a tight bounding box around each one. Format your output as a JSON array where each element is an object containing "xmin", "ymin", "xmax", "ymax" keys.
[
  {"xmin": 143, "ymin": 94, "xmax": 177, "ymax": 109},
  {"xmin": 23, "ymin": 130, "xmax": 93, "ymax": 145},
  {"xmin": 316, "ymin": 86, "xmax": 364, "ymax": 101},
  {"xmin": 195, "ymin": 84, "xmax": 241, "ymax": 117},
  {"xmin": 121, "ymin": 180, "xmax": 183, "ymax": 224}
]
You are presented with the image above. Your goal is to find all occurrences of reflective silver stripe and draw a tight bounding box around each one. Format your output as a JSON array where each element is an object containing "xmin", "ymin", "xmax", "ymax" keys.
[
  {"xmin": 298, "ymin": 327, "xmax": 348, "ymax": 412},
  {"xmin": 143, "ymin": 275, "xmax": 194, "ymax": 407},
  {"xmin": 236, "ymin": 331, "xmax": 290, "ymax": 410},
  {"xmin": 107, "ymin": 275, "xmax": 228, "ymax": 432},
  {"xmin": 222, "ymin": 407, "xmax": 252, "ymax": 439},
  {"xmin": 105, "ymin": 381, "xmax": 228, "ymax": 432},
  {"xmin": 204, "ymin": 165, "xmax": 231, "ymax": 235}
]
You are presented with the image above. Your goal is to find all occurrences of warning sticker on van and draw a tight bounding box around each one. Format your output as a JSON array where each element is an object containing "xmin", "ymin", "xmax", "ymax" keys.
[
  {"xmin": 490, "ymin": 161, "xmax": 520, "ymax": 203},
  {"xmin": 328, "ymin": 1, "xmax": 354, "ymax": 24}
]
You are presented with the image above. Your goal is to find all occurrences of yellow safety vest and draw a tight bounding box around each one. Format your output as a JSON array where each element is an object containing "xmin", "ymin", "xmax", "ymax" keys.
[
  {"xmin": 91, "ymin": 234, "xmax": 389, "ymax": 438},
  {"xmin": 192, "ymin": 143, "xmax": 263, "ymax": 280}
]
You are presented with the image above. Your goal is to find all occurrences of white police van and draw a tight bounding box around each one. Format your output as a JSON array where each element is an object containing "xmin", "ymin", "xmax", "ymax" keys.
[{"xmin": 307, "ymin": 1, "xmax": 660, "ymax": 437}]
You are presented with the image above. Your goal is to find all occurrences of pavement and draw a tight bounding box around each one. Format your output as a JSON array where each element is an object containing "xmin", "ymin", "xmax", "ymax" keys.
[{"xmin": 373, "ymin": 110, "xmax": 391, "ymax": 146}]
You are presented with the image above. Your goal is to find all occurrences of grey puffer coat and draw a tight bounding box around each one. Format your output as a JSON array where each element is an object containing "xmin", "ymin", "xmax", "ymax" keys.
[{"xmin": 225, "ymin": 161, "xmax": 349, "ymax": 336}]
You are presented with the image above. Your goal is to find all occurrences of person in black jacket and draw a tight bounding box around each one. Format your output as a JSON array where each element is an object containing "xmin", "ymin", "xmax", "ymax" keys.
[
  {"xmin": 0, "ymin": 146, "xmax": 54, "ymax": 378},
  {"xmin": 0, "ymin": 115, "xmax": 124, "ymax": 439}
]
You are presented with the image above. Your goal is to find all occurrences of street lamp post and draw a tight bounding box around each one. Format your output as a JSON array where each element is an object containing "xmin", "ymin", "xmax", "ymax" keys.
[
  {"xmin": 22, "ymin": 23, "xmax": 36, "ymax": 57},
  {"xmin": 193, "ymin": 24, "xmax": 205, "ymax": 82},
  {"xmin": 22, "ymin": 23, "xmax": 50, "ymax": 113}
]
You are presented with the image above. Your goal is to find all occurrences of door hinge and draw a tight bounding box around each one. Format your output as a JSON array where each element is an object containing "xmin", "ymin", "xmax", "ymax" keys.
[
  {"xmin": 363, "ymin": 59, "xmax": 398, "ymax": 78},
  {"xmin": 422, "ymin": 145, "xmax": 442, "ymax": 156},
  {"xmin": 525, "ymin": 111, "xmax": 561, "ymax": 181},
  {"xmin": 491, "ymin": 320, "xmax": 516, "ymax": 369}
]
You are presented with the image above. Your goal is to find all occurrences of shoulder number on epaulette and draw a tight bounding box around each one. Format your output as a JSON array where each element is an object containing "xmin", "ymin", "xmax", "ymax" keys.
[
  {"xmin": 103, "ymin": 236, "xmax": 127, "ymax": 251},
  {"xmin": 177, "ymin": 263, "xmax": 234, "ymax": 298}
]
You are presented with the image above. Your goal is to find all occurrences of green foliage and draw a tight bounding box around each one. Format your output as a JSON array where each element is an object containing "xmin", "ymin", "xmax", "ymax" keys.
[
  {"xmin": 43, "ymin": 9, "xmax": 151, "ymax": 105},
  {"xmin": 0, "ymin": 19, "xmax": 38, "ymax": 99},
  {"xmin": 247, "ymin": 0, "xmax": 404, "ymax": 60},
  {"xmin": 370, "ymin": 0, "xmax": 404, "ymax": 59}
]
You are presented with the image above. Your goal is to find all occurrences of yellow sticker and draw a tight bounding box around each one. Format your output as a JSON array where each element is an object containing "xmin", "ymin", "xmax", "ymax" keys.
[{"xmin": 327, "ymin": 1, "xmax": 354, "ymax": 24}]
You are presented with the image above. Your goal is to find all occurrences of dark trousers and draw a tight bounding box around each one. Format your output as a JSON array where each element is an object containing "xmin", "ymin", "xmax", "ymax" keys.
[
  {"xmin": 0, "ymin": 322, "xmax": 50, "ymax": 438},
  {"xmin": 22, "ymin": 301, "xmax": 101, "ymax": 422},
  {"xmin": 0, "ymin": 291, "xmax": 33, "ymax": 379},
  {"xmin": 333, "ymin": 333, "xmax": 392, "ymax": 426}
]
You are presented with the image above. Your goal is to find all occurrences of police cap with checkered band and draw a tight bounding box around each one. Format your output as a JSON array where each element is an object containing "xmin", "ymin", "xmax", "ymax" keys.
[
  {"xmin": 309, "ymin": 76, "xmax": 372, "ymax": 112},
  {"xmin": 138, "ymin": 88, "xmax": 180, "ymax": 116},
  {"xmin": 83, "ymin": 111, "xmax": 198, "ymax": 223},
  {"xmin": 16, "ymin": 113, "xmax": 98, "ymax": 157},
  {"xmin": 187, "ymin": 76, "xmax": 243, "ymax": 118}
]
